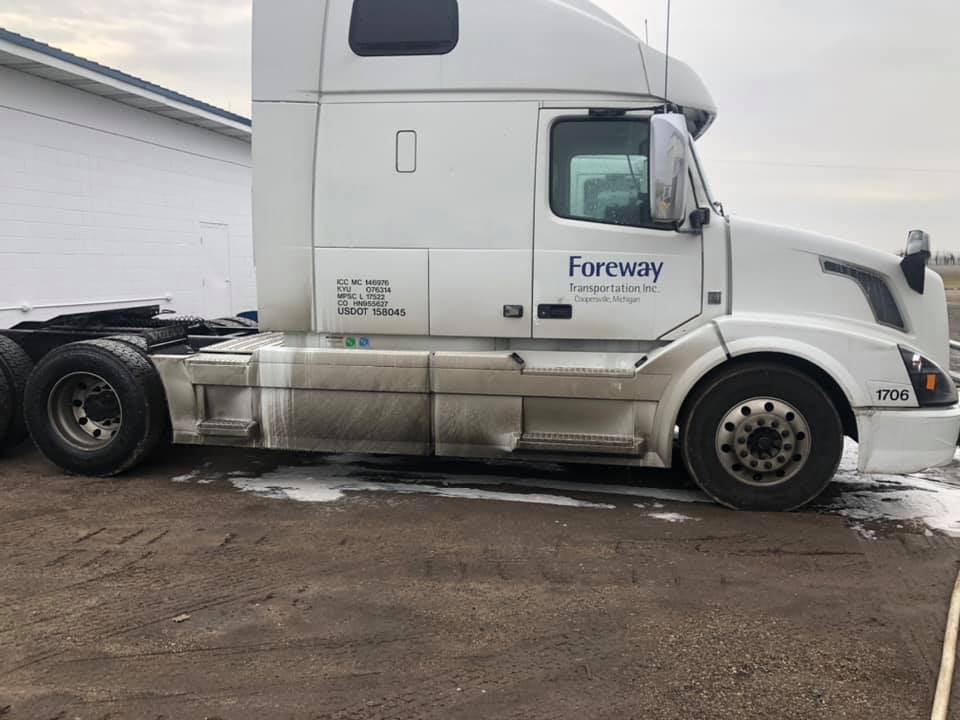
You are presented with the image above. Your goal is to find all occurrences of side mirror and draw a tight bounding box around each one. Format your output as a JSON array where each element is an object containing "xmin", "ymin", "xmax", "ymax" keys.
[
  {"xmin": 650, "ymin": 113, "xmax": 690, "ymax": 224},
  {"xmin": 901, "ymin": 229, "xmax": 931, "ymax": 294}
]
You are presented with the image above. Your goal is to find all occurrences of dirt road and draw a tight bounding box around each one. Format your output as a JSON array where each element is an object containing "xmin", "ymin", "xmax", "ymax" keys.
[{"xmin": 1, "ymin": 439, "xmax": 958, "ymax": 719}]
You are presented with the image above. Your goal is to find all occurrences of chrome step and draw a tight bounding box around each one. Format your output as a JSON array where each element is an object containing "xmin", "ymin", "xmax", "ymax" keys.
[
  {"xmin": 516, "ymin": 432, "xmax": 641, "ymax": 455},
  {"xmin": 202, "ymin": 332, "xmax": 285, "ymax": 355},
  {"xmin": 197, "ymin": 418, "xmax": 259, "ymax": 439},
  {"xmin": 522, "ymin": 366, "xmax": 637, "ymax": 378}
]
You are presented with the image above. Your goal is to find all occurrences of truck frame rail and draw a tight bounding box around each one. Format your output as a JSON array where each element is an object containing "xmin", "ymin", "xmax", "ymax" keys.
[{"xmin": 0, "ymin": 305, "xmax": 258, "ymax": 362}]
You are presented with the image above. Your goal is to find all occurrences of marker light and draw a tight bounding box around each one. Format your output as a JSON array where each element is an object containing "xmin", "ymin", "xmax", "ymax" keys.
[{"xmin": 899, "ymin": 347, "xmax": 957, "ymax": 407}]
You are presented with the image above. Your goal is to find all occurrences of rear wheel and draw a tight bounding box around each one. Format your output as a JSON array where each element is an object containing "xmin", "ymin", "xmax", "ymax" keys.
[
  {"xmin": 0, "ymin": 369, "xmax": 12, "ymax": 450},
  {"xmin": 681, "ymin": 362, "xmax": 844, "ymax": 511},
  {"xmin": 24, "ymin": 340, "xmax": 167, "ymax": 476},
  {"xmin": 0, "ymin": 336, "xmax": 34, "ymax": 450}
]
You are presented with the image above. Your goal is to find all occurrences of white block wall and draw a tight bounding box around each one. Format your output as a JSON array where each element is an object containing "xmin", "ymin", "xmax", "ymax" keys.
[{"xmin": 0, "ymin": 63, "xmax": 254, "ymax": 328}]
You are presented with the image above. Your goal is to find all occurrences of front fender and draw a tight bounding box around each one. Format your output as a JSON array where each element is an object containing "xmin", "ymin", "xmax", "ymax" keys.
[
  {"xmin": 646, "ymin": 313, "xmax": 918, "ymax": 470},
  {"xmin": 715, "ymin": 313, "xmax": 913, "ymax": 410}
]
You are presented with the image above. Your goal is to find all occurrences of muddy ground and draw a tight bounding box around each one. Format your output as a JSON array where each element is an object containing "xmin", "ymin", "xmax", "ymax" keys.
[
  {"xmin": 2, "ymin": 301, "xmax": 960, "ymax": 718},
  {"xmin": 2, "ymin": 441, "xmax": 959, "ymax": 719}
]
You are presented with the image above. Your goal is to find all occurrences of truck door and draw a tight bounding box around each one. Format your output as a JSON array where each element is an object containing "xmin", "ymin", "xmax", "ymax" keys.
[{"xmin": 532, "ymin": 110, "xmax": 703, "ymax": 340}]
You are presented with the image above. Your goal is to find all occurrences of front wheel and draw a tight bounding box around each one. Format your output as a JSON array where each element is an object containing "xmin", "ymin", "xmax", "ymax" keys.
[{"xmin": 681, "ymin": 363, "xmax": 844, "ymax": 511}]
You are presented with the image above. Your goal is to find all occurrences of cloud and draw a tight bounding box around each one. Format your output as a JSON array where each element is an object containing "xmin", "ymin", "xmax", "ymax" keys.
[
  {"xmin": 595, "ymin": 0, "xmax": 960, "ymax": 250},
  {"xmin": 1, "ymin": 0, "xmax": 958, "ymax": 251},
  {"xmin": 0, "ymin": 0, "xmax": 251, "ymax": 114}
]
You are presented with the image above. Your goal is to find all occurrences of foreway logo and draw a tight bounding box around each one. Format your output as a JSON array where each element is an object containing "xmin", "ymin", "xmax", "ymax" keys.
[{"xmin": 569, "ymin": 256, "xmax": 664, "ymax": 282}]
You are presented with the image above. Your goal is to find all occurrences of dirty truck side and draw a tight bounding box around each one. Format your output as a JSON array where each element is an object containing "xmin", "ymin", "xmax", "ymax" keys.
[{"xmin": 2, "ymin": 0, "xmax": 958, "ymax": 511}]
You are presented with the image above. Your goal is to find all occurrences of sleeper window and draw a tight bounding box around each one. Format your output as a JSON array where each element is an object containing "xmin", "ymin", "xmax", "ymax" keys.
[
  {"xmin": 550, "ymin": 119, "xmax": 654, "ymax": 229},
  {"xmin": 350, "ymin": 0, "xmax": 459, "ymax": 56}
]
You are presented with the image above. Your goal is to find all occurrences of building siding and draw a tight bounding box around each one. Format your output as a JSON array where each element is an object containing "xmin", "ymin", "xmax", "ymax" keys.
[{"xmin": 0, "ymin": 64, "xmax": 254, "ymax": 327}]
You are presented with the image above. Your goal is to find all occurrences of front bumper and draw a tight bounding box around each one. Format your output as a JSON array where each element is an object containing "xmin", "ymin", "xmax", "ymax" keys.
[{"xmin": 857, "ymin": 405, "xmax": 960, "ymax": 474}]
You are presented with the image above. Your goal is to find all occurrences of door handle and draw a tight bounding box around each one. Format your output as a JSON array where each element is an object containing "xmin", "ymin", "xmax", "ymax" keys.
[{"xmin": 537, "ymin": 304, "xmax": 573, "ymax": 320}]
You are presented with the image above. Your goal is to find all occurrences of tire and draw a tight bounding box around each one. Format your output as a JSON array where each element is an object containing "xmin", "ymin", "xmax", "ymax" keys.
[
  {"xmin": 24, "ymin": 339, "xmax": 168, "ymax": 476},
  {"xmin": 680, "ymin": 362, "xmax": 844, "ymax": 511},
  {"xmin": 107, "ymin": 334, "xmax": 173, "ymax": 450},
  {"xmin": 208, "ymin": 317, "xmax": 258, "ymax": 330},
  {"xmin": 0, "ymin": 369, "xmax": 12, "ymax": 451},
  {"xmin": 0, "ymin": 335, "xmax": 34, "ymax": 450}
]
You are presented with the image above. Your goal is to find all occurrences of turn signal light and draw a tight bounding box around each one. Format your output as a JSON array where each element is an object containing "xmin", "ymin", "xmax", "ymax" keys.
[{"xmin": 899, "ymin": 347, "xmax": 958, "ymax": 407}]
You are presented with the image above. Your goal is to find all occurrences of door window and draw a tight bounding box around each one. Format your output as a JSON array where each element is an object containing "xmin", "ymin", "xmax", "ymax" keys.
[{"xmin": 550, "ymin": 119, "xmax": 654, "ymax": 229}]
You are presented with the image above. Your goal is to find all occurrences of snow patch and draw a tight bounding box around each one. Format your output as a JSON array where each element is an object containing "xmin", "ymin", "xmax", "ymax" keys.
[
  {"xmin": 849, "ymin": 524, "xmax": 877, "ymax": 541},
  {"xmin": 820, "ymin": 439, "xmax": 960, "ymax": 537},
  {"xmin": 231, "ymin": 470, "xmax": 616, "ymax": 509},
  {"xmin": 173, "ymin": 454, "xmax": 706, "ymax": 510},
  {"xmin": 648, "ymin": 512, "xmax": 695, "ymax": 523},
  {"xmin": 168, "ymin": 438, "xmax": 960, "ymax": 537}
]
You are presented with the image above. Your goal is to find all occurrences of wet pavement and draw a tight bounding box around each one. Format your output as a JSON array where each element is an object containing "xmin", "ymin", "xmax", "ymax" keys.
[{"xmin": 169, "ymin": 438, "xmax": 960, "ymax": 540}]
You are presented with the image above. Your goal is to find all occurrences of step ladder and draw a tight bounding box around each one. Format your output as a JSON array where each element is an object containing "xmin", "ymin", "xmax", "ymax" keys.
[{"xmin": 516, "ymin": 432, "xmax": 643, "ymax": 456}]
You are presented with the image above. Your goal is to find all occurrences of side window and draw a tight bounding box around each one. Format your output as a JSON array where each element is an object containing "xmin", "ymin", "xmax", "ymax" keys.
[
  {"xmin": 550, "ymin": 119, "xmax": 654, "ymax": 229},
  {"xmin": 350, "ymin": 0, "xmax": 459, "ymax": 57}
]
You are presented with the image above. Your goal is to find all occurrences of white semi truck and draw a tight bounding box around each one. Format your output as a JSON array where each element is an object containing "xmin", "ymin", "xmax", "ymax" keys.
[{"xmin": 0, "ymin": 0, "xmax": 957, "ymax": 511}]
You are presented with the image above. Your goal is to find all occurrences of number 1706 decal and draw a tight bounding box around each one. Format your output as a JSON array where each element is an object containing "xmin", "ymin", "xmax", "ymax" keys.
[{"xmin": 876, "ymin": 388, "xmax": 911, "ymax": 402}]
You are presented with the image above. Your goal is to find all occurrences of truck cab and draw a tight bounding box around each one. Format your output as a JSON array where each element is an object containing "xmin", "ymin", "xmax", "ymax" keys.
[{"xmin": 5, "ymin": 0, "xmax": 958, "ymax": 512}]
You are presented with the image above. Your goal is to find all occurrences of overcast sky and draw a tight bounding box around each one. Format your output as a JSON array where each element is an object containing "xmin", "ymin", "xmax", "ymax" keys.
[{"xmin": 1, "ymin": 0, "xmax": 958, "ymax": 252}]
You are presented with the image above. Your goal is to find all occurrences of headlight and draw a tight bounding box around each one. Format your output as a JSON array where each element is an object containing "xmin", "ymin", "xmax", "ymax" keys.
[{"xmin": 899, "ymin": 347, "xmax": 958, "ymax": 406}]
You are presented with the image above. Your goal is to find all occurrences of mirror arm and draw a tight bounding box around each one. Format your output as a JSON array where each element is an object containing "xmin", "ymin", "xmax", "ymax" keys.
[{"xmin": 673, "ymin": 208, "xmax": 710, "ymax": 235}]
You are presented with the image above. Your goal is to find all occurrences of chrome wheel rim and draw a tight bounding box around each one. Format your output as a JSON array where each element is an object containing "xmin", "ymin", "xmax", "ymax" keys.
[
  {"xmin": 715, "ymin": 397, "xmax": 810, "ymax": 487},
  {"xmin": 47, "ymin": 372, "xmax": 122, "ymax": 451}
]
